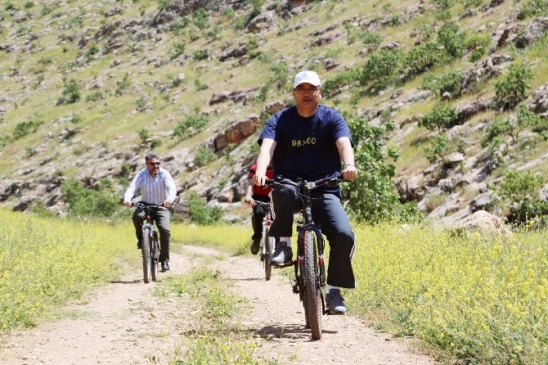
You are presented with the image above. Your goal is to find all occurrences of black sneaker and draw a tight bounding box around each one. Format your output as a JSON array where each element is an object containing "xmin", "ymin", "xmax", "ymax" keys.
[
  {"xmin": 250, "ymin": 239, "xmax": 260, "ymax": 255},
  {"xmin": 161, "ymin": 261, "xmax": 170, "ymax": 272},
  {"xmin": 325, "ymin": 289, "xmax": 346, "ymax": 315}
]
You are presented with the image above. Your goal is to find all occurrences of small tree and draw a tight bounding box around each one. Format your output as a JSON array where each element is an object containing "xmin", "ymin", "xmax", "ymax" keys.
[
  {"xmin": 61, "ymin": 178, "xmax": 120, "ymax": 217},
  {"xmin": 494, "ymin": 62, "xmax": 532, "ymax": 111},
  {"xmin": 418, "ymin": 103, "xmax": 459, "ymax": 132},
  {"xmin": 186, "ymin": 190, "xmax": 222, "ymax": 225},
  {"xmin": 342, "ymin": 115, "xmax": 422, "ymax": 223},
  {"xmin": 497, "ymin": 170, "xmax": 548, "ymax": 223}
]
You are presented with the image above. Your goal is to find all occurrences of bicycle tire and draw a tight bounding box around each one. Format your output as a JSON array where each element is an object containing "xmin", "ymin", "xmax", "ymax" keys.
[
  {"xmin": 303, "ymin": 229, "xmax": 322, "ymax": 340},
  {"xmin": 264, "ymin": 229, "xmax": 274, "ymax": 281},
  {"xmin": 151, "ymin": 233, "xmax": 159, "ymax": 282},
  {"xmin": 142, "ymin": 227, "xmax": 152, "ymax": 284}
]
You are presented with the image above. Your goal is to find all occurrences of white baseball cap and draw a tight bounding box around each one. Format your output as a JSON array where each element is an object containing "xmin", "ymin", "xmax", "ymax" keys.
[{"xmin": 293, "ymin": 71, "xmax": 321, "ymax": 89}]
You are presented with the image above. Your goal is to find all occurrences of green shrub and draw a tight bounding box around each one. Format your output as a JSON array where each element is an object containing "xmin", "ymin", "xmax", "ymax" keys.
[
  {"xmin": 115, "ymin": 73, "xmax": 131, "ymax": 96},
  {"xmin": 61, "ymin": 178, "xmax": 120, "ymax": 217},
  {"xmin": 193, "ymin": 146, "xmax": 217, "ymax": 167},
  {"xmin": 138, "ymin": 128, "xmax": 151, "ymax": 143},
  {"xmin": 465, "ymin": 34, "xmax": 491, "ymax": 62},
  {"xmin": 424, "ymin": 134, "xmax": 450, "ymax": 163},
  {"xmin": 360, "ymin": 31, "xmax": 383, "ymax": 49},
  {"xmin": 494, "ymin": 62, "xmax": 532, "ymax": 111},
  {"xmin": 437, "ymin": 22, "xmax": 465, "ymax": 59},
  {"xmin": 360, "ymin": 49, "xmax": 402, "ymax": 84},
  {"xmin": 498, "ymin": 170, "xmax": 548, "ymax": 223},
  {"xmin": 186, "ymin": 190, "xmax": 222, "ymax": 225},
  {"xmin": 403, "ymin": 42, "xmax": 442, "ymax": 78},
  {"xmin": 193, "ymin": 49, "xmax": 210, "ymax": 60},
  {"xmin": 12, "ymin": 119, "xmax": 43, "ymax": 140},
  {"xmin": 173, "ymin": 115, "xmax": 209, "ymax": 139},
  {"xmin": 86, "ymin": 91, "xmax": 103, "ymax": 102},
  {"xmin": 193, "ymin": 8, "xmax": 209, "ymax": 30},
  {"xmin": 418, "ymin": 103, "xmax": 459, "ymax": 132},
  {"xmin": 58, "ymin": 78, "xmax": 82, "ymax": 104},
  {"xmin": 343, "ymin": 116, "xmax": 422, "ymax": 223},
  {"xmin": 322, "ymin": 68, "xmax": 361, "ymax": 97},
  {"xmin": 422, "ymin": 69, "xmax": 464, "ymax": 98}
]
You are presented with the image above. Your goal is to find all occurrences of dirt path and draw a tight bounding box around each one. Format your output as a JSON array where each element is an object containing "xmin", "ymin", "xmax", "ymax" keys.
[{"xmin": 0, "ymin": 246, "xmax": 438, "ymax": 365}]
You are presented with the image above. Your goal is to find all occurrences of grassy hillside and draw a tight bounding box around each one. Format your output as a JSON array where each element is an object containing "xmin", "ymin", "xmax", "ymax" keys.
[{"xmin": 1, "ymin": 0, "xmax": 547, "ymax": 221}]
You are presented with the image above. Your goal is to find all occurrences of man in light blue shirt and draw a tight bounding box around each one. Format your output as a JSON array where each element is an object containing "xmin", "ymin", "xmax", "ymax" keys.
[{"xmin": 123, "ymin": 152, "xmax": 177, "ymax": 272}]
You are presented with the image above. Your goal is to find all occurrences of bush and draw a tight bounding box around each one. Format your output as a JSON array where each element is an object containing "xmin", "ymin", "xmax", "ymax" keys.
[
  {"xmin": 418, "ymin": 103, "xmax": 459, "ymax": 132},
  {"xmin": 173, "ymin": 115, "xmax": 209, "ymax": 139},
  {"xmin": 360, "ymin": 49, "xmax": 401, "ymax": 84},
  {"xmin": 58, "ymin": 78, "xmax": 82, "ymax": 104},
  {"xmin": 343, "ymin": 116, "xmax": 422, "ymax": 223},
  {"xmin": 494, "ymin": 63, "xmax": 532, "ymax": 111},
  {"xmin": 186, "ymin": 191, "xmax": 222, "ymax": 225},
  {"xmin": 12, "ymin": 119, "xmax": 43, "ymax": 140},
  {"xmin": 422, "ymin": 69, "xmax": 464, "ymax": 98},
  {"xmin": 437, "ymin": 22, "xmax": 465, "ymax": 59},
  {"xmin": 61, "ymin": 178, "xmax": 120, "ymax": 217},
  {"xmin": 403, "ymin": 42, "xmax": 441, "ymax": 77},
  {"xmin": 498, "ymin": 170, "xmax": 548, "ymax": 223},
  {"xmin": 193, "ymin": 146, "xmax": 217, "ymax": 167}
]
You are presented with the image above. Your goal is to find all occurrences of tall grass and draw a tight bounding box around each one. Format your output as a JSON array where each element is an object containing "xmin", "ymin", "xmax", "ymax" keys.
[
  {"xmin": 350, "ymin": 223, "xmax": 548, "ymax": 364},
  {"xmin": 0, "ymin": 210, "xmax": 132, "ymax": 330},
  {"xmin": 171, "ymin": 223, "xmax": 251, "ymax": 255}
]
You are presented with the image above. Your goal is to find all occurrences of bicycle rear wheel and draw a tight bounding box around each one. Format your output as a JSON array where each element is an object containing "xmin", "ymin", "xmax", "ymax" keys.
[
  {"xmin": 303, "ymin": 229, "xmax": 322, "ymax": 340},
  {"xmin": 142, "ymin": 228, "xmax": 152, "ymax": 284},
  {"xmin": 264, "ymin": 229, "xmax": 274, "ymax": 281}
]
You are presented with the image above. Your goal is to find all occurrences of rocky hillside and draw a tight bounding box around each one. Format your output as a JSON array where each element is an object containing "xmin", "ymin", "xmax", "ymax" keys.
[{"xmin": 0, "ymin": 0, "xmax": 547, "ymax": 228}]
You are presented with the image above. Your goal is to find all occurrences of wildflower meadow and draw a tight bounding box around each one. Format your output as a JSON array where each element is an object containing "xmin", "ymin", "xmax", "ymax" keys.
[
  {"xmin": 2, "ymin": 208, "xmax": 547, "ymax": 364},
  {"xmin": 350, "ymin": 224, "xmax": 548, "ymax": 364},
  {"xmin": 0, "ymin": 210, "xmax": 132, "ymax": 330}
]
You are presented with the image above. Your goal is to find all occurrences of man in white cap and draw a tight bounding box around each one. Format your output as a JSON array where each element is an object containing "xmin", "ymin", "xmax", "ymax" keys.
[{"xmin": 252, "ymin": 70, "xmax": 358, "ymax": 314}]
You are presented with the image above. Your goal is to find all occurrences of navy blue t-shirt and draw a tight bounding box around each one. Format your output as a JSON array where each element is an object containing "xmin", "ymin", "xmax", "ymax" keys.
[{"xmin": 259, "ymin": 105, "xmax": 352, "ymax": 194}]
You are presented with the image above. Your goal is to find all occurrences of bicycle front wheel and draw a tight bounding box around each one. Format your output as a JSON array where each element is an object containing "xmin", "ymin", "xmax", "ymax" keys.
[
  {"xmin": 264, "ymin": 229, "xmax": 274, "ymax": 281},
  {"xmin": 303, "ymin": 229, "xmax": 322, "ymax": 340},
  {"xmin": 142, "ymin": 227, "xmax": 152, "ymax": 284},
  {"xmin": 151, "ymin": 232, "xmax": 159, "ymax": 282}
]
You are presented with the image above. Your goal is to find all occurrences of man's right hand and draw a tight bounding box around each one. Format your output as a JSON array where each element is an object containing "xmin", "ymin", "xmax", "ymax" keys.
[
  {"xmin": 123, "ymin": 201, "xmax": 131, "ymax": 207},
  {"xmin": 244, "ymin": 196, "xmax": 254, "ymax": 206}
]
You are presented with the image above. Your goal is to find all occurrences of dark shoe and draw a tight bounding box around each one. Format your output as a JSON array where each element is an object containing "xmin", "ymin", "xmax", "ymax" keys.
[
  {"xmin": 271, "ymin": 245, "xmax": 293, "ymax": 266},
  {"xmin": 326, "ymin": 289, "xmax": 346, "ymax": 315},
  {"xmin": 137, "ymin": 240, "xmax": 142, "ymax": 249},
  {"xmin": 161, "ymin": 261, "xmax": 170, "ymax": 272},
  {"xmin": 250, "ymin": 239, "xmax": 260, "ymax": 255}
]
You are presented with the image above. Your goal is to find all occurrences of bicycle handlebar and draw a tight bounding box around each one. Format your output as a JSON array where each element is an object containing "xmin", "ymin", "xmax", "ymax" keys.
[
  {"xmin": 264, "ymin": 175, "xmax": 348, "ymax": 190},
  {"xmin": 254, "ymin": 201, "xmax": 271, "ymax": 208},
  {"xmin": 131, "ymin": 202, "xmax": 168, "ymax": 211}
]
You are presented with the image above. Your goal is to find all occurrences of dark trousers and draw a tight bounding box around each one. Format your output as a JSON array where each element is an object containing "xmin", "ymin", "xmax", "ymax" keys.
[
  {"xmin": 133, "ymin": 206, "xmax": 171, "ymax": 263},
  {"xmin": 251, "ymin": 194, "xmax": 270, "ymax": 240},
  {"xmin": 270, "ymin": 186, "xmax": 356, "ymax": 289}
]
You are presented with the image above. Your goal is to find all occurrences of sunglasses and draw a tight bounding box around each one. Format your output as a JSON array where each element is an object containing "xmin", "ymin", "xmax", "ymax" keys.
[{"xmin": 148, "ymin": 162, "xmax": 161, "ymax": 166}]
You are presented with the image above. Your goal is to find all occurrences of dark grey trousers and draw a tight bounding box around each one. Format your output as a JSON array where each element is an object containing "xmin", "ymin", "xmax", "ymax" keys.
[
  {"xmin": 269, "ymin": 186, "xmax": 356, "ymax": 289},
  {"xmin": 133, "ymin": 206, "xmax": 171, "ymax": 263}
]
